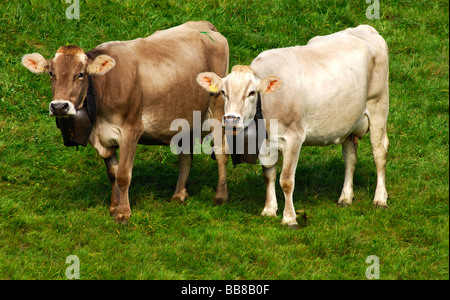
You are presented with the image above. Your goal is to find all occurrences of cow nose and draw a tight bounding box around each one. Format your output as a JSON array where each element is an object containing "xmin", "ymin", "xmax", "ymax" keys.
[
  {"xmin": 50, "ymin": 102, "xmax": 69, "ymax": 116},
  {"xmin": 223, "ymin": 115, "xmax": 241, "ymax": 127}
]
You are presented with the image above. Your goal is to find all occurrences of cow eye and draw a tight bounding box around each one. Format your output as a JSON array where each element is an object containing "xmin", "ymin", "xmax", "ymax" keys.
[
  {"xmin": 221, "ymin": 90, "xmax": 227, "ymax": 97},
  {"xmin": 77, "ymin": 73, "xmax": 84, "ymax": 79},
  {"xmin": 248, "ymin": 91, "xmax": 256, "ymax": 97},
  {"xmin": 49, "ymin": 71, "xmax": 53, "ymax": 78}
]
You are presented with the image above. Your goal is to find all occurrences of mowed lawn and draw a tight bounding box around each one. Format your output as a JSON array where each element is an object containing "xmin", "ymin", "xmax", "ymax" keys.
[{"xmin": 0, "ymin": 0, "xmax": 448, "ymax": 280}]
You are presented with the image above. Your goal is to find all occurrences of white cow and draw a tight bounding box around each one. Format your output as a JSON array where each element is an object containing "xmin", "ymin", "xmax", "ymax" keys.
[{"xmin": 197, "ymin": 25, "xmax": 389, "ymax": 228}]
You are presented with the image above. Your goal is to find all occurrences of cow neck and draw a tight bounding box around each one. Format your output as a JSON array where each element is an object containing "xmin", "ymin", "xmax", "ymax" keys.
[{"xmin": 76, "ymin": 75, "xmax": 96, "ymax": 122}]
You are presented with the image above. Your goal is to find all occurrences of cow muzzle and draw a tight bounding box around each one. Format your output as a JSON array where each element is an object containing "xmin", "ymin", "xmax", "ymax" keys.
[
  {"xmin": 223, "ymin": 114, "xmax": 243, "ymax": 135},
  {"xmin": 49, "ymin": 100, "xmax": 76, "ymax": 117}
]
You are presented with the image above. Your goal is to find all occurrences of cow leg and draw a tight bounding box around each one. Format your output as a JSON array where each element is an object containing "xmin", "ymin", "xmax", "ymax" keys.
[
  {"xmin": 338, "ymin": 137, "xmax": 358, "ymax": 206},
  {"xmin": 279, "ymin": 136, "xmax": 302, "ymax": 228},
  {"xmin": 213, "ymin": 151, "xmax": 229, "ymax": 205},
  {"xmin": 208, "ymin": 94, "xmax": 229, "ymax": 205},
  {"xmin": 112, "ymin": 133, "xmax": 139, "ymax": 223},
  {"xmin": 261, "ymin": 165, "xmax": 278, "ymax": 217},
  {"xmin": 213, "ymin": 153, "xmax": 229, "ymax": 205},
  {"xmin": 367, "ymin": 95, "xmax": 389, "ymax": 207},
  {"xmin": 104, "ymin": 152, "xmax": 120, "ymax": 214},
  {"xmin": 171, "ymin": 153, "xmax": 192, "ymax": 203}
]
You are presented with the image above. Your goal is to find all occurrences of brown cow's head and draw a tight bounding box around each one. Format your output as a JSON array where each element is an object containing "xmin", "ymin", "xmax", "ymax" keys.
[
  {"xmin": 197, "ymin": 65, "xmax": 282, "ymax": 134},
  {"xmin": 22, "ymin": 45, "xmax": 115, "ymax": 117}
]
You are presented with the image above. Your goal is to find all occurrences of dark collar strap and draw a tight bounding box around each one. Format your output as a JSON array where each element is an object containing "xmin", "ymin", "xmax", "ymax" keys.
[
  {"xmin": 256, "ymin": 92, "xmax": 262, "ymax": 114},
  {"xmin": 85, "ymin": 75, "xmax": 96, "ymax": 123},
  {"xmin": 254, "ymin": 93, "xmax": 268, "ymax": 139}
]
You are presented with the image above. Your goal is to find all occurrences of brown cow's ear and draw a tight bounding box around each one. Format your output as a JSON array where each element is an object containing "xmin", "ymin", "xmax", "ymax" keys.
[
  {"xmin": 87, "ymin": 55, "xmax": 116, "ymax": 75},
  {"xmin": 259, "ymin": 76, "xmax": 283, "ymax": 94},
  {"xmin": 22, "ymin": 53, "xmax": 49, "ymax": 74},
  {"xmin": 196, "ymin": 72, "xmax": 223, "ymax": 94}
]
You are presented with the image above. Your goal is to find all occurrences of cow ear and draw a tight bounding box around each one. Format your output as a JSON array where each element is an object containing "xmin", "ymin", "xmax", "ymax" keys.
[
  {"xmin": 22, "ymin": 53, "xmax": 49, "ymax": 74},
  {"xmin": 196, "ymin": 72, "xmax": 223, "ymax": 94},
  {"xmin": 87, "ymin": 55, "xmax": 116, "ymax": 75},
  {"xmin": 259, "ymin": 76, "xmax": 283, "ymax": 94}
]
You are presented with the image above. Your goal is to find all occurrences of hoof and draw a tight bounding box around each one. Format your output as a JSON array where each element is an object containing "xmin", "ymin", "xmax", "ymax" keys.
[
  {"xmin": 213, "ymin": 187, "xmax": 229, "ymax": 206},
  {"xmin": 373, "ymin": 201, "xmax": 388, "ymax": 208},
  {"xmin": 214, "ymin": 197, "xmax": 227, "ymax": 206},
  {"xmin": 171, "ymin": 195, "xmax": 187, "ymax": 204},
  {"xmin": 281, "ymin": 217, "xmax": 298, "ymax": 228},
  {"xmin": 261, "ymin": 209, "xmax": 277, "ymax": 217},
  {"xmin": 109, "ymin": 206, "xmax": 118, "ymax": 215},
  {"xmin": 111, "ymin": 207, "xmax": 131, "ymax": 223},
  {"xmin": 114, "ymin": 213, "xmax": 130, "ymax": 224},
  {"xmin": 337, "ymin": 201, "xmax": 352, "ymax": 207},
  {"xmin": 171, "ymin": 189, "xmax": 189, "ymax": 204},
  {"xmin": 337, "ymin": 194, "xmax": 353, "ymax": 207}
]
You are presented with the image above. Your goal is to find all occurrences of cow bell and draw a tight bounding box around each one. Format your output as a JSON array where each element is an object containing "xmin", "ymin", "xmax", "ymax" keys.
[
  {"xmin": 55, "ymin": 107, "xmax": 93, "ymax": 147},
  {"xmin": 226, "ymin": 119, "xmax": 265, "ymax": 166}
]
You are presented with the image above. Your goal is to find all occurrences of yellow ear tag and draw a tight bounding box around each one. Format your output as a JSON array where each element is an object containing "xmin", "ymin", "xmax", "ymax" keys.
[{"xmin": 210, "ymin": 85, "xmax": 218, "ymax": 92}]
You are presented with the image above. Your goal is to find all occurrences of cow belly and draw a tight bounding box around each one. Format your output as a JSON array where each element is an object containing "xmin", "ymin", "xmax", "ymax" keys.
[
  {"xmin": 138, "ymin": 132, "xmax": 171, "ymax": 146},
  {"xmin": 303, "ymin": 108, "xmax": 367, "ymax": 146},
  {"xmin": 139, "ymin": 105, "xmax": 209, "ymax": 146}
]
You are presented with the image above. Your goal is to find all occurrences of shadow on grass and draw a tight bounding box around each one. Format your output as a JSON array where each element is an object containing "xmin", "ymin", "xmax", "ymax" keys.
[
  {"xmin": 226, "ymin": 156, "xmax": 377, "ymax": 213},
  {"xmin": 69, "ymin": 147, "xmax": 377, "ymax": 217}
]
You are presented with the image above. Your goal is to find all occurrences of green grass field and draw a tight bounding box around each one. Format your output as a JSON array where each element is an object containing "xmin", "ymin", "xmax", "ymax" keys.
[{"xmin": 0, "ymin": 0, "xmax": 448, "ymax": 280}]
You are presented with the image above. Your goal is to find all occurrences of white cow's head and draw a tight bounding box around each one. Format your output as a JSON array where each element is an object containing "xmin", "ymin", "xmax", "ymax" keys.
[
  {"xmin": 197, "ymin": 65, "xmax": 282, "ymax": 134},
  {"xmin": 22, "ymin": 45, "xmax": 115, "ymax": 117}
]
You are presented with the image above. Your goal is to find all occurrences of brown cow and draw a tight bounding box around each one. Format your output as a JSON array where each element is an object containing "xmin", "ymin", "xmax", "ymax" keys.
[{"xmin": 22, "ymin": 21, "xmax": 230, "ymax": 222}]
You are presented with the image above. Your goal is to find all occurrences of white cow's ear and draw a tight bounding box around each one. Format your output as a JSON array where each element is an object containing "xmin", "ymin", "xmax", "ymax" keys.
[
  {"xmin": 196, "ymin": 72, "xmax": 223, "ymax": 94},
  {"xmin": 87, "ymin": 55, "xmax": 116, "ymax": 75},
  {"xmin": 22, "ymin": 53, "xmax": 49, "ymax": 74},
  {"xmin": 259, "ymin": 76, "xmax": 283, "ymax": 94}
]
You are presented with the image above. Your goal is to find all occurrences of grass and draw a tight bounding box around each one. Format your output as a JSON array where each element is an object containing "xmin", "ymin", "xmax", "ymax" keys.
[{"xmin": 0, "ymin": 0, "xmax": 448, "ymax": 280}]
